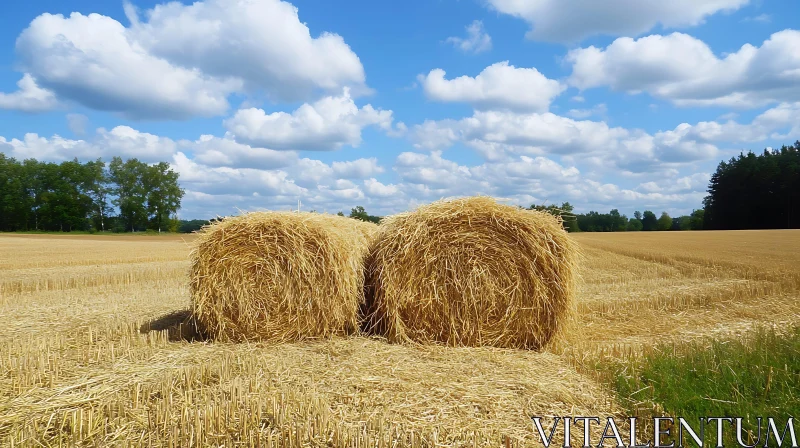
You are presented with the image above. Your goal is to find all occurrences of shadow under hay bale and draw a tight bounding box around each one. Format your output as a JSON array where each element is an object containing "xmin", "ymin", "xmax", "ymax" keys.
[
  {"xmin": 190, "ymin": 212, "xmax": 377, "ymax": 343},
  {"xmin": 139, "ymin": 309, "xmax": 209, "ymax": 342},
  {"xmin": 362, "ymin": 196, "xmax": 580, "ymax": 350}
]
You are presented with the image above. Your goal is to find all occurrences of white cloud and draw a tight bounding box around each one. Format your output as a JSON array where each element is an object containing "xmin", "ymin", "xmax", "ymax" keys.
[
  {"xmin": 1, "ymin": 126, "xmax": 177, "ymax": 162},
  {"xmin": 408, "ymin": 108, "xmax": 739, "ymax": 172},
  {"xmin": 128, "ymin": 0, "xmax": 366, "ymax": 101},
  {"xmin": 170, "ymin": 152, "xmax": 305, "ymax": 197},
  {"xmin": 189, "ymin": 135, "xmax": 297, "ymax": 169},
  {"xmin": 224, "ymin": 88, "xmax": 395, "ymax": 150},
  {"xmin": 567, "ymin": 30, "xmax": 800, "ymax": 108},
  {"xmin": 419, "ymin": 62, "xmax": 565, "ymax": 112},
  {"xmin": 95, "ymin": 126, "xmax": 179, "ymax": 161},
  {"xmin": 664, "ymin": 103, "xmax": 800, "ymax": 144},
  {"xmin": 16, "ymin": 12, "xmax": 239, "ymax": 120},
  {"xmin": 12, "ymin": 0, "xmax": 367, "ymax": 119},
  {"xmin": 385, "ymin": 150, "xmax": 709, "ymax": 215},
  {"xmin": 332, "ymin": 158, "xmax": 384, "ymax": 178},
  {"xmin": 395, "ymin": 151, "xmax": 477, "ymax": 189},
  {"xmin": 363, "ymin": 178, "xmax": 400, "ymax": 197},
  {"xmin": 445, "ymin": 20, "xmax": 492, "ymax": 54},
  {"xmin": 484, "ymin": 0, "xmax": 749, "ymax": 43},
  {"xmin": 0, "ymin": 74, "xmax": 58, "ymax": 113},
  {"xmin": 637, "ymin": 173, "xmax": 710, "ymax": 194},
  {"xmin": 411, "ymin": 119, "xmax": 460, "ymax": 150}
]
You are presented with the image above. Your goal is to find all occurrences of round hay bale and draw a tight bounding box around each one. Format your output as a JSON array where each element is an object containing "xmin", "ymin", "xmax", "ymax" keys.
[
  {"xmin": 363, "ymin": 196, "xmax": 578, "ymax": 350},
  {"xmin": 190, "ymin": 212, "xmax": 377, "ymax": 342}
]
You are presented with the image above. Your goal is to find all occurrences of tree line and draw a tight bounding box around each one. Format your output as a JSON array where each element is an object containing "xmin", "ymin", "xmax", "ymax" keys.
[
  {"xmin": 703, "ymin": 142, "xmax": 800, "ymax": 230},
  {"xmin": 0, "ymin": 154, "xmax": 184, "ymax": 232},
  {"xmin": 528, "ymin": 203, "xmax": 704, "ymax": 232}
]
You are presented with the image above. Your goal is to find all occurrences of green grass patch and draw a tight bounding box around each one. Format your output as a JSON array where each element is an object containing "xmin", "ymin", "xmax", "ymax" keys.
[{"xmin": 596, "ymin": 326, "xmax": 800, "ymax": 446}]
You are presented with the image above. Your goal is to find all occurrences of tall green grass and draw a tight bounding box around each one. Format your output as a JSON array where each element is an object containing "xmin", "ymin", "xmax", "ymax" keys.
[{"xmin": 598, "ymin": 326, "xmax": 800, "ymax": 446}]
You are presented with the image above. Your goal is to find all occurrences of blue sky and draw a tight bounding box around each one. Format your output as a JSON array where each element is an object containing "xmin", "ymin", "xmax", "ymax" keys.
[{"xmin": 1, "ymin": 0, "xmax": 798, "ymax": 219}]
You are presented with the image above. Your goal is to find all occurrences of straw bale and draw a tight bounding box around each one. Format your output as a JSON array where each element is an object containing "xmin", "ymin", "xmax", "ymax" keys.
[
  {"xmin": 190, "ymin": 212, "xmax": 377, "ymax": 342},
  {"xmin": 363, "ymin": 196, "xmax": 578, "ymax": 350}
]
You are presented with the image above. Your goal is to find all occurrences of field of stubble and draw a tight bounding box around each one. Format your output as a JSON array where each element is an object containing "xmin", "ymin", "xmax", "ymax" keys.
[{"xmin": 1, "ymin": 230, "xmax": 799, "ymax": 447}]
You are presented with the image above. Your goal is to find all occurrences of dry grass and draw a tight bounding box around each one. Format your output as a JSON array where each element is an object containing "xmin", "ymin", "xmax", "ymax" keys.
[
  {"xmin": 567, "ymin": 230, "xmax": 800, "ymax": 360},
  {"xmin": 1, "ymin": 229, "xmax": 799, "ymax": 446},
  {"xmin": 190, "ymin": 212, "xmax": 376, "ymax": 343},
  {"xmin": 363, "ymin": 197, "xmax": 579, "ymax": 350}
]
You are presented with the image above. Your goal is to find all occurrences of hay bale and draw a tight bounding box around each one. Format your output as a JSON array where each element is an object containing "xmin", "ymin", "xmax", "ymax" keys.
[
  {"xmin": 363, "ymin": 196, "xmax": 578, "ymax": 350},
  {"xmin": 190, "ymin": 212, "xmax": 377, "ymax": 342}
]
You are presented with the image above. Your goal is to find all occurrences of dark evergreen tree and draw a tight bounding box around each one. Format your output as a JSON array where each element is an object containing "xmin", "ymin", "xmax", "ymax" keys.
[{"xmin": 704, "ymin": 142, "xmax": 800, "ymax": 229}]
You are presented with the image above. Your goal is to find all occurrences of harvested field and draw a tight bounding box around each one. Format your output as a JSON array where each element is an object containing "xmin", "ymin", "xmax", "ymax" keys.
[{"xmin": 1, "ymin": 230, "xmax": 799, "ymax": 446}]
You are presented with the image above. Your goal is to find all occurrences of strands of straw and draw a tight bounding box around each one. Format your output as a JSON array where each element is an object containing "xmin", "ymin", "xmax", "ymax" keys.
[
  {"xmin": 190, "ymin": 212, "xmax": 377, "ymax": 342},
  {"xmin": 363, "ymin": 196, "xmax": 580, "ymax": 350}
]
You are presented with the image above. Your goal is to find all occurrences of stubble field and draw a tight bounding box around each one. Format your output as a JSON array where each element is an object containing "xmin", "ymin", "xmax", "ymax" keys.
[{"xmin": 1, "ymin": 230, "xmax": 799, "ymax": 447}]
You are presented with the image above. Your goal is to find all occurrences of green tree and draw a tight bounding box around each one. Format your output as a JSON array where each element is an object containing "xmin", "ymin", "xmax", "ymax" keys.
[
  {"xmin": 0, "ymin": 153, "xmax": 186, "ymax": 233},
  {"xmin": 704, "ymin": 142, "xmax": 800, "ymax": 229},
  {"xmin": 0, "ymin": 155, "xmax": 29, "ymax": 231},
  {"xmin": 143, "ymin": 162, "xmax": 185, "ymax": 232},
  {"xmin": 349, "ymin": 206, "xmax": 381, "ymax": 223},
  {"xmin": 109, "ymin": 157, "xmax": 148, "ymax": 232},
  {"xmin": 641, "ymin": 211, "xmax": 658, "ymax": 231},
  {"xmin": 657, "ymin": 212, "xmax": 672, "ymax": 231},
  {"xmin": 84, "ymin": 159, "xmax": 112, "ymax": 231},
  {"xmin": 689, "ymin": 209, "xmax": 705, "ymax": 230},
  {"xmin": 626, "ymin": 218, "xmax": 643, "ymax": 231}
]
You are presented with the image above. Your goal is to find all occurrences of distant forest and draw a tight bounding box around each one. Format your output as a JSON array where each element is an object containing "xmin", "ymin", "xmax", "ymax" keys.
[
  {"xmin": 2, "ymin": 142, "xmax": 798, "ymax": 233},
  {"xmin": 0, "ymin": 155, "xmax": 184, "ymax": 232},
  {"xmin": 703, "ymin": 142, "xmax": 799, "ymax": 230}
]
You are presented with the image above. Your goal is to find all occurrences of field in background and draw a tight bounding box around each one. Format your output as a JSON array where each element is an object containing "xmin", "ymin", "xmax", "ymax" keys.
[{"xmin": 1, "ymin": 231, "xmax": 799, "ymax": 446}]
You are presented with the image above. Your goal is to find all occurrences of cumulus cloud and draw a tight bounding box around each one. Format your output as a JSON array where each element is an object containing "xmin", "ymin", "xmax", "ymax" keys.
[
  {"xmin": 170, "ymin": 151, "xmax": 305, "ymax": 197},
  {"xmin": 332, "ymin": 158, "xmax": 384, "ymax": 178},
  {"xmin": 419, "ymin": 62, "xmax": 565, "ymax": 112},
  {"xmin": 12, "ymin": 0, "xmax": 367, "ymax": 119},
  {"xmin": 567, "ymin": 30, "xmax": 800, "ymax": 108},
  {"xmin": 637, "ymin": 173, "xmax": 710, "ymax": 194},
  {"xmin": 484, "ymin": 0, "xmax": 749, "ymax": 43},
  {"xmin": 189, "ymin": 135, "xmax": 297, "ymax": 169},
  {"xmin": 412, "ymin": 102, "xmax": 800, "ymax": 171},
  {"xmin": 224, "ymin": 88, "xmax": 395, "ymax": 150},
  {"xmin": 1, "ymin": 126, "xmax": 177, "ymax": 162},
  {"xmin": 1, "ymin": 127, "xmax": 296, "ymax": 167},
  {"xmin": 127, "ymin": 0, "xmax": 366, "ymax": 100},
  {"xmin": 15, "ymin": 12, "xmax": 239, "ymax": 120},
  {"xmin": 407, "ymin": 106, "xmax": 800, "ymax": 172},
  {"xmin": 445, "ymin": 20, "xmax": 492, "ymax": 54},
  {"xmin": 388, "ymin": 148, "xmax": 711, "ymax": 216},
  {"xmin": 0, "ymin": 74, "xmax": 58, "ymax": 113},
  {"xmin": 363, "ymin": 178, "xmax": 400, "ymax": 197}
]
